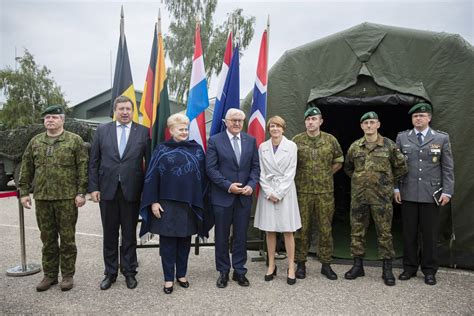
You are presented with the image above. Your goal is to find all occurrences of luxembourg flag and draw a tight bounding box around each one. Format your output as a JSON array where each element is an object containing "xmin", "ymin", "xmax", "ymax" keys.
[
  {"xmin": 210, "ymin": 32, "xmax": 232, "ymax": 136},
  {"xmin": 248, "ymin": 29, "xmax": 268, "ymax": 149},
  {"xmin": 186, "ymin": 24, "xmax": 209, "ymax": 151}
]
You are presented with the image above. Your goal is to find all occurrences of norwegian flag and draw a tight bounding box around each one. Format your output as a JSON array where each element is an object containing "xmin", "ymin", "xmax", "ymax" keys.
[
  {"xmin": 248, "ymin": 29, "xmax": 268, "ymax": 149},
  {"xmin": 186, "ymin": 23, "xmax": 209, "ymax": 151}
]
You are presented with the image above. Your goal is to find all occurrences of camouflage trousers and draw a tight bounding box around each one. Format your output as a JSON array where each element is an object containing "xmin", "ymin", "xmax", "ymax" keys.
[
  {"xmin": 295, "ymin": 193, "xmax": 335, "ymax": 263},
  {"xmin": 350, "ymin": 202, "xmax": 395, "ymax": 259},
  {"xmin": 35, "ymin": 199, "xmax": 78, "ymax": 278}
]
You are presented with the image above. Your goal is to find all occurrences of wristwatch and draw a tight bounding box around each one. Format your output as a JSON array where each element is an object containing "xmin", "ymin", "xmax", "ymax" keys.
[{"xmin": 76, "ymin": 193, "xmax": 85, "ymax": 198}]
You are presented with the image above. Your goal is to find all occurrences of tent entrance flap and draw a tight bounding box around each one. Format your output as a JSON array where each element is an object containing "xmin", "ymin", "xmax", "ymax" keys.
[{"xmin": 308, "ymin": 98, "xmax": 414, "ymax": 260}]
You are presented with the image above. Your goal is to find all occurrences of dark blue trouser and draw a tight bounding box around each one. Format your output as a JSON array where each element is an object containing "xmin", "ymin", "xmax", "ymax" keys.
[
  {"xmin": 160, "ymin": 235, "xmax": 192, "ymax": 282},
  {"xmin": 213, "ymin": 198, "xmax": 251, "ymax": 275}
]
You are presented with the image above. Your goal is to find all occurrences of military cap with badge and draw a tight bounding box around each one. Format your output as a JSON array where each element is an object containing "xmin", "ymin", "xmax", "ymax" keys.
[
  {"xmin": 304, "ymin": 106, "xmax": 322, "ymax": 119},
  {"xmin": 41, "ymin": 105, "xmax": 65, "ymax": 116}
]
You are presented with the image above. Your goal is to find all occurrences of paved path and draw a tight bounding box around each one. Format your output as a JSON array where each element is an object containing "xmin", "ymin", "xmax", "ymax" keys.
[{"xmin": 1, "ymin": 195, "xmax": 473, "ymax": 314}]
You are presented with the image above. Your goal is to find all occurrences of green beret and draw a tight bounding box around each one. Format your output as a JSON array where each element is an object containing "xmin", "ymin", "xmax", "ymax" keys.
[
  {"xmin": 360, "ymin": 111, "xmax": 379, "ymax": 122},
  {"xmin": 41, "ymin": 105, "xmax": 65, "ymax": 116},
  {"xmin": 304, "ymin": 107, "xmax": 321, "ymax": 119},
  {"xmin": 408, "ymin": 102, "xmax": 432, "ymax": 115}
]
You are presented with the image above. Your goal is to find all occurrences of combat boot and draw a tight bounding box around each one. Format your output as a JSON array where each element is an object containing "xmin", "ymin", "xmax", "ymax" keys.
[
  {"xmin": 295, "ymin": 262, "xmax": 306, "ymax": 279},
  {"xmin": 60, "ymin": 276, "xmax": 74, "ymax": 291},
  {"xmin": 382, "ymin": 259, "xmax": 396, "ymax": 286},
  {"xmin": 36, "ymin": 276, "xmax": 58, "ymax": 292},
  {"xmin": 344, "ymin": 257, "xmax": 365, "ymax": 280},
  {"xmin": 321, "ymin": 263, "xmax": 338, "ymax": 280}
]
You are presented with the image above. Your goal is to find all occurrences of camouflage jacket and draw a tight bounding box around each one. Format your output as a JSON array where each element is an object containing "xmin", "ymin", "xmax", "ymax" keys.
[
  {"xmin": 344, "ymin": 134, "xmax": 407, "ymax": 205},
  {"xmin": 19, "ymin": 131, "xmax": 88, "ymax": 200},
  {"xmin": 292, "ymin": 131, "xmax": 344, "ymax": 194}
]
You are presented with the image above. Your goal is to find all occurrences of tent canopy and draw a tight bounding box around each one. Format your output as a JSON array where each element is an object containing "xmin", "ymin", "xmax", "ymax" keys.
[{"xmin": 242, "ymin": 22, "xmax": 474, "ymax": 269}]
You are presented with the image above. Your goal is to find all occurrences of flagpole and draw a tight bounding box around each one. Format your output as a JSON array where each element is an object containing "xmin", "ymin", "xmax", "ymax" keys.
[
  {"xmin": 265, "ymin": 15, "xmax": 270, "ymax": 114},
  {"xmin": 120, "ymin": 6, "xmax": 124, "ymax": 48}
]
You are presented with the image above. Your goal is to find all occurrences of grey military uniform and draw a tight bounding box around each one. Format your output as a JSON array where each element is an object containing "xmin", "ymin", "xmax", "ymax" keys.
[
  {"xmin": 396, "ymin": 127, "xmax": 454, "ymax": 275},
  {"xmin": 396, "ymin": 128, "xmax": 454, "ymax": 201}
]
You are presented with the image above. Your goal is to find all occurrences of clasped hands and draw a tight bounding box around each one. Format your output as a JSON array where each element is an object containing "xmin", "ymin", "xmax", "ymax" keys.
[{"xmin": 229, "ymin": 183, "xmax": 253, "ymax": 196}]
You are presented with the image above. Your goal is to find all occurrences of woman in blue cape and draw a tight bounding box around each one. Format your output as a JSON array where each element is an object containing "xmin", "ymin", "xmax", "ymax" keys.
[{"xmin": 139, "ymin": 113, "xmax": 210, "ymax": 294}]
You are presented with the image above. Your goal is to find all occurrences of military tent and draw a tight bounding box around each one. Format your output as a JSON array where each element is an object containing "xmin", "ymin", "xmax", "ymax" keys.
[{"xmin": 242, "ymin": 22, "xmax": 474, "ymax": 269}]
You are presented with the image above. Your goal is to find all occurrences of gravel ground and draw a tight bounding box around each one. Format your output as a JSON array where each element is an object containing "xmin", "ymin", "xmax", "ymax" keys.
[{"xmin": 1, "ymin": 194, "xmax": 473, "ymax": 314}]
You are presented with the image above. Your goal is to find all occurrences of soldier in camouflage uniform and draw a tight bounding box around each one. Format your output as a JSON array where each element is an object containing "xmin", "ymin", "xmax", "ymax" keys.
[
  {"xmin": 293, "ymin": 107, "xmax": 344, "ymax": 280},
  {"xmin": 18, "ymin": 105, "xmax": 88, "ymax": 292},
  {"xmin": 344, "ymin": 111, "xmax": 407, "ymax": 286}
]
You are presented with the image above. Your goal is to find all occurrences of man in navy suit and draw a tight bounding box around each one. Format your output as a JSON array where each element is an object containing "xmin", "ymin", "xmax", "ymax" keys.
[
  {"xmin": 206, "ymin": 108, "xmax": 260, "ymax": 288},
  {"xmin": 88, "ymin": 95, "xmax": 149, "ymax": 290}
]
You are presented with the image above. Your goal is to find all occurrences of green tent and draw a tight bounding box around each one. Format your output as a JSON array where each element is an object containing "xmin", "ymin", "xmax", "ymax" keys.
[{"xmin": 242, "ymin": 22, "xmax": 474, "ymax": 269}]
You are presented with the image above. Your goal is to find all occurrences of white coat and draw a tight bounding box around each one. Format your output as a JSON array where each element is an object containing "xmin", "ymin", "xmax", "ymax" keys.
[{"xmin": 254, "ymin": 136, "xmax": 301, "ymax": 232}]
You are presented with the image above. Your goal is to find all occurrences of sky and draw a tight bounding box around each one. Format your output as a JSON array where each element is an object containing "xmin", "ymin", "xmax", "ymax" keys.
[{"xmin": 1, "ymin": 0, "xmax": 472, "ymax": 106}]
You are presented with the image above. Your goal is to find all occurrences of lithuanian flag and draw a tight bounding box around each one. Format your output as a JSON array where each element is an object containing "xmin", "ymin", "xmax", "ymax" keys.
[
  {"xmin": 110, "ymin": 7, "xmax": 139, "ymax": 122},
  {"xmin": 139, "ymin": 14, "xmax": 171, "ymax": 150}
]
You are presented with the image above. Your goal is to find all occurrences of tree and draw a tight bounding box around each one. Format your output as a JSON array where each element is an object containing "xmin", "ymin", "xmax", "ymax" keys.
[
  {"xmin": 164, "ymin": 0, "xmax": 255, "ymax": 105},
  {"xmin": 0, "ymin": 50, "xmax": 67, "ymax": 128}
]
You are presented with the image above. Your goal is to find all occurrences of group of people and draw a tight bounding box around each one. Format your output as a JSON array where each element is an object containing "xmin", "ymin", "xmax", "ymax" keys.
[{"xmin": 18, "ymin": 95, "xmax": 454, "ymax": 294}]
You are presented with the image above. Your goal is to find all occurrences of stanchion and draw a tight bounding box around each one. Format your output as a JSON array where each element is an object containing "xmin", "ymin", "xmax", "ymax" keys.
[{"xmin": 6, "ymin": 190, "xmax": 41, "ymax": 276}]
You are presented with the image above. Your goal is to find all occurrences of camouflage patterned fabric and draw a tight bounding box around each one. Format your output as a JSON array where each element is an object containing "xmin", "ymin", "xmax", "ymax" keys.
[
  {"xmin": 35, "ymin": 199, "xmax": 78, "ymax": 277},
  {"xmin": 18, "ymin": 131, "xmax": 88, "ymax": 199},
  {"xmin": 349, "ymin": 202, "xmax": 395, "ymax": 259},
  {"xmin": 295, "ymin": 192, "xmax": 335, "ymax": 263},
  {"xmin": 344, "ymin": 134, "xmax": 407, "ymax": 259},
  {"xmin": 18, "ymin": 130, "xmax": 88, "ymax": 278},
  {"xmin": 292, "ymin": 132, "xmax": 343, "ymax": 263},
  {"xmin": 292, "ymin": 131, "xmax": 344, "ymax": 194},
  {"xmin": 344, "ymin": 134, "xmax": 407, "ymax": 205}
]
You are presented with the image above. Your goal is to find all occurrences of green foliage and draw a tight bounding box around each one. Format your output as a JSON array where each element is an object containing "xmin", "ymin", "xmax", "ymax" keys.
[
  {"xmin": 0, "ymin": 50, "xmax": 67, "ymax": 128},
  {"xmin": 164, "ymin": 0, "xmax": 255, "ymax": 105}
]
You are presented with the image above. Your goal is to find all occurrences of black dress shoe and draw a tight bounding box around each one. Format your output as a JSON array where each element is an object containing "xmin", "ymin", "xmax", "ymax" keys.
[
  {"xmin": 398, "ymin": 271, "xmax": 417, "ymax": 281},
  {"xmin": 216, "ymin": 272, "xmax": 229, "ymax": 288},
  {"xmin": 232, "ymin": 272, "xmax": 250, "ymax": 287},
  {"xmin": 295, "ymin": 262, "xmax": 306, "ymax": 279},
  {"xmin": 264, "ymin": 265, "xmax": 277, "ymax": 281},
  {"xmin": 424, "ymin": 274, "xmax": 437, "ymax": 286},
  {"xmin": 100, "ymin": 274, "xmax": 117, "ymax": 290},
  {"xmin": 125, "ymin": 275, "xmax": 138, "ymax": 289},
  {"xmin": 177, "ymin": 279, "xmax": 190, "ymax": 288},
  {"xmin": 287, "ymin": 269, "xmax": 296, "ymax": 285},
  {"xmin": 163, "ymin": 285, "xmax": 174, "ymax": 294},
  {"xmin": 321, "ymin": 263, "xmax": 338, "ymax": 280}
]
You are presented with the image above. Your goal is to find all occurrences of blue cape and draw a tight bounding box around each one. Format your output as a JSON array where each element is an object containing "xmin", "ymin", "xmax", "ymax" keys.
[{"xmin": 139, "ymin": 140, "xmax": 213, "ymax": 237}]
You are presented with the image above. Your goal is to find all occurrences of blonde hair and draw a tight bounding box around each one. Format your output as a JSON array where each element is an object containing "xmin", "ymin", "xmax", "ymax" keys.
[
  {"xmin": 167, "ymin": 113, "xmax": 189, "ymax": 128},
  {"xmin": 266, "ymin": 115, "xmax": 286, "ymax": 131}
]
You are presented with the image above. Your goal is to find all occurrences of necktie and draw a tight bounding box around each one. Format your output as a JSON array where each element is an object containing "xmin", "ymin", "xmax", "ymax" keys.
[
  {"xmin": 232, "ymin": 136, "xmax": 241, "ymax": 165},
  {"xmin": 417, "ymin": 132, "xmax": 423, "ymax": 145},
  {"xmin": 119, "ymin": 125, "xmax": 127, "ymax": 158}
]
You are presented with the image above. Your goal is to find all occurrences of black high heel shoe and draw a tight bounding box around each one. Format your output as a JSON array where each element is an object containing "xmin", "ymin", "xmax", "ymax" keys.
[
  {"xmin": 287, "ymin": 269, "xmax": 296, "ymax": 285},
  {"xmin": 163, "ymin": 283, "xmax": 174, "ymax": 294},
  {"xmin": 177, "ymin": 278, "xmax": 190, "ymax": 288},
  {"xmin": 264, "ymin": 265, "xmax": 277, "ymax": 281}
]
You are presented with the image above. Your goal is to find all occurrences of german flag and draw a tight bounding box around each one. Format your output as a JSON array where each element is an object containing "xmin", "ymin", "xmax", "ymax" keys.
[
  {"xmin": 139, "ymin": 14, "xmax": 171, "ymax": 150},
  {"xmin": 110, "ymin": 7, "xmax": 139, "ymax": 122}
]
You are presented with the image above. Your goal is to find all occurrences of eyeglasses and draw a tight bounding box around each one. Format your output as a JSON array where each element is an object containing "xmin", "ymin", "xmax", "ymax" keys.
[{"xmin": 225, "ymin": 119, "xmax": 244, "ymax": 124}]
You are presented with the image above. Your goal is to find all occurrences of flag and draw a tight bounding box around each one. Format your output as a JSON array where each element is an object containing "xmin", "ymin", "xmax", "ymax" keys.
[
  {"xmin": 186, "ymin": 23, "xmax": 209, "ymax": 151},
  {"xmin": 110, "ymin": 7, "xmax": 139, "ymax": 123},
  {"xmin": 139, "ymin": 16, "xmax": 171, "ymax": 151},
  {"xmin": 210, "ymin": 44, "xmax": 240, "ymax": 136},
  {"xmin": 248, "ymin": 29, "xmax": 268, "ymax": 149}
]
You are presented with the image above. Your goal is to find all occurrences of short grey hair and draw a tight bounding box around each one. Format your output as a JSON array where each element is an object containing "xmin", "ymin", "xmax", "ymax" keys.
[
  {"xmin": 167, "ymin": 113, "xmax": 189, "ymax": 128},
  {"xmin": 225, "ymin": 108, "xmax": 246, "ymax": 120}
]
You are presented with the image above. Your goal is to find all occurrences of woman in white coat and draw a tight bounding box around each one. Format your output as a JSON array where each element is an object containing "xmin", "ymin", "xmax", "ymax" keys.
[{"xmin": 254, "ymin": 116, "xmax": 302, "ymax": 285}]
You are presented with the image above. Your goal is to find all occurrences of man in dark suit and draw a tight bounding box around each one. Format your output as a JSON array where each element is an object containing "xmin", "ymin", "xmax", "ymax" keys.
[
  {"xmin": 88, "ymin": 95, "xmax": 149, "ymax": 290},
  {"xmin": 206, "ymin": 108, "xmax": 260, "ymax": 288},
  {"xmin": 395, "ymin": 102, "xmax": 454, "ymax": 286}
]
